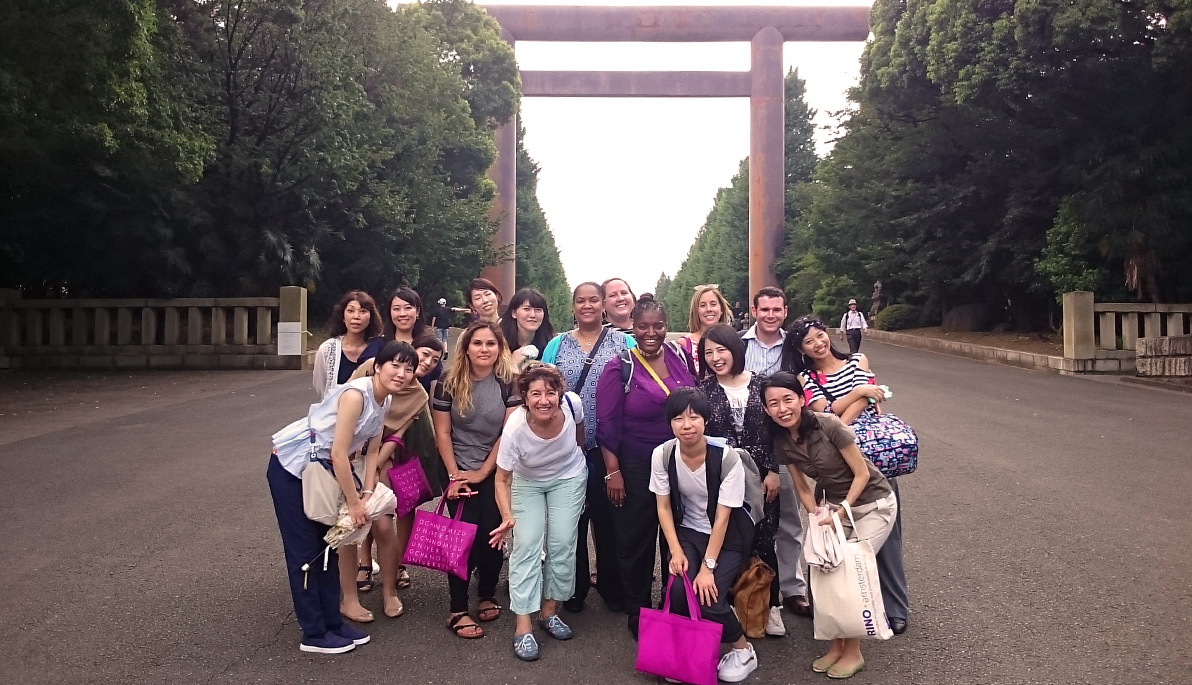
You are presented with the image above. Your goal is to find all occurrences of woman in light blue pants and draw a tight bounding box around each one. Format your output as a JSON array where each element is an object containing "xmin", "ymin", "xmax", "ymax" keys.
[{"xmin": 491, "ymin": 364, "xmax": 589, "ymax": 661}]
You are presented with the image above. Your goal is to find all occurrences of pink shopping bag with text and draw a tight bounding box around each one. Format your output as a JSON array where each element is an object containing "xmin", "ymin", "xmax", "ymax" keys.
[{"xmin": 401, "ymin": 497, "xmax": 476, "ymax": 580}]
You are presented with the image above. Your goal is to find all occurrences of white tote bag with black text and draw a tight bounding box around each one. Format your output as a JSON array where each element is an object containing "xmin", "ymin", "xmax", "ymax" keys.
[{"xmin": 808, "ymin": 505, "xmax": 893, "ymax": 641}]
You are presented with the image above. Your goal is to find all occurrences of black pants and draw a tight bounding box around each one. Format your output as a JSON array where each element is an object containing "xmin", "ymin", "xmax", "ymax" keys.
[
  {"xmin": 609, "ymin": 455, "xmax": 659, "ymax": 615},
  {"xmin": 572, "ymin": 447, "xmax": 623, "ymax": 604},
  {"xmin": 846, "ymin": 329, "xmax": 863, "ymax": 354},
  {"xmin": 753, "ymin": 469, "xmax": 781, "ymax": 607},
  {"xmin": 267, "ymin": 455, "xmax": 343, "ymax": 640},
  {"xmin": 665, "ymin": 526, "xmax": 745, "ymax": 644},
  {"xmin": 446, "ymin": 474, "xmax": 503, "ymax": 614},
  {"xmin": 876, "ymin": 478, "xmax": 909, "ymax": 621}
]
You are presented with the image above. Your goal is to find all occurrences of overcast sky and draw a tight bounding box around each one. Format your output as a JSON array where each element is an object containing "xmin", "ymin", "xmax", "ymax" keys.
[{"xmin": 477, "ymin": 0, "xmax": 871, "ymax": 295}]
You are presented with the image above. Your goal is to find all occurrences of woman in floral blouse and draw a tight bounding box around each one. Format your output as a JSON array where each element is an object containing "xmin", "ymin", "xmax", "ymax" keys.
[{"xmin": 698, "ymin": 324, "xmax": 785, "ymax": 637}]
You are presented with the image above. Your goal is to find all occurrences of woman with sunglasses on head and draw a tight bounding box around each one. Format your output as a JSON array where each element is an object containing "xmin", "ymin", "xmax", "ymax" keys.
[
  {"xmin": 676, "ymin": 285, "xmax": 733, "ymax": 376},
  {"xmin": 489, "ymin": 364, "xmax": 588, "ymax": 661},
  {"xmin": 698, "ymin": 324, "xmax": 785, "ymax": 637},
  {"xmin": 541, "ymin": 282, "xmax": 635, "ymax": 613},
  {"xmin": 782, "ymin": 316, "xmax": 910, "ymax": 636},
  {"xmin": 268, "ymin": 341, "xmax": 417, "ymax": 654},
  {"xmin": 500, "ymin": 288, "xmax": 557, "ymax": 369},
  {"xmin": 760, "ymin": 372, "xmax": 898, "ymax": 679},
  {"xmin": 595, "ymin": 294, "xmax": 697, "ymax": 638},
  {"xmin": 433, "ymin": 321, "xmax": 521, "ymax": 640}
]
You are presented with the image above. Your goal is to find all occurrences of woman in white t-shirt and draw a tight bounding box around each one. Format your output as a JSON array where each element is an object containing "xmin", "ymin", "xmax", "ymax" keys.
[
  {"xmin": 650, "ymin": 387, "xmax": 758, "ymax": 683},
  {"xmin": 489, "ymin": 364, "xmax": 588, "ymax": 661}
]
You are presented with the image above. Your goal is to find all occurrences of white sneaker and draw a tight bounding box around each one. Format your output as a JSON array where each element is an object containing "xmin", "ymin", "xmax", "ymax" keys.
[
  {"xmin": 717, "ymin": 644, "xmax": 758, "ymax": 682},
  {"xmin": 765, "ymin": 606, "xmax": 786, "ymax": 637}
]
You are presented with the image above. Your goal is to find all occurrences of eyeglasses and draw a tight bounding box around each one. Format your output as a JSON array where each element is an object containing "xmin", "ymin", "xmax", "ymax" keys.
[{"xmin": 693, "ymin": 284, "xmax": 720, "ymax": 291}]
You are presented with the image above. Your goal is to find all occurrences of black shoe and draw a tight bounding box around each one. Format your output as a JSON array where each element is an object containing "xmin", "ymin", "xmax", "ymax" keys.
[
  {"xmin": 605, "ymin": 598, "xmax": 625, "ymax": 613},
  {"xmin": 563, "ymin": 597, "xmax": 585, "ymax": 613},
  {"xmin": 627, "ymin": 615, "xmax": 639, "ymax": 641},
  {"xmin": 889, "ymin": 618, "xmax": 908, "ymax": 635}
]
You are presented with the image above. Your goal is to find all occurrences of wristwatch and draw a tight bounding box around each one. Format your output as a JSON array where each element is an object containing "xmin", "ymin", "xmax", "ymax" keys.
[{"xmin": 704, "ymin": 558, "xmax": 718, "ymax": 570}]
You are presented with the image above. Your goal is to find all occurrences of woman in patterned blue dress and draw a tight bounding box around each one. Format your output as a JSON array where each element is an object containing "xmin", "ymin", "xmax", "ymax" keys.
[{"xmin": 541, "ymin": 281, "xmax": 635, "ymax": 612}]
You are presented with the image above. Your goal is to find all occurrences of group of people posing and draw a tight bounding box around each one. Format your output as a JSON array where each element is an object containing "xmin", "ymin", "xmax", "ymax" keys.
[{"xmin": 268, "ymin": 277, "xmax": 909, "ymax": 682}]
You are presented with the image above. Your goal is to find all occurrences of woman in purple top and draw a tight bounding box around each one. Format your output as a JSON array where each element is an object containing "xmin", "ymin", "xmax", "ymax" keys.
[{"xmin": 595, "ymin": 293, "xmax": 697, "ymax": 638}]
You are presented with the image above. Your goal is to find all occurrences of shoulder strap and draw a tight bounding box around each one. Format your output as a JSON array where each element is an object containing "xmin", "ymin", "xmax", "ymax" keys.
[
  {"xmin": 619, "ymin": 349, "xmax": 633, "ymax": 393},
  {"xmin": 573, "ymin": 327, "xmax": 609, "ymax": 391},
  {"xmin": 563, "ymin": 393, "xmax": 580, "ymax": 423},
  {"xmin": 632, "ymin": 347, "xmax": 671, "ymax": 396}
]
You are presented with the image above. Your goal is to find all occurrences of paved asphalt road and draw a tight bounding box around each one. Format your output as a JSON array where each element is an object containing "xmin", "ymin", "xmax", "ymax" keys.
[{"xmin": 1, "ymin": 342, "xmax": 1189, "ymax": 684}]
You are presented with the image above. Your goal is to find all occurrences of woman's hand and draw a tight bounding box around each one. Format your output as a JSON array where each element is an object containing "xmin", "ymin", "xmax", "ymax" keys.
[
  {"xmin": 604, "ymin": 470, "xmax": 625, "ymax": 507},
  {"xmin": 446, "ymin": 479, "xmax": 474, "ymax": 500},
  {"xmin": 854, "ymin": 384, "xmax": 886, "ymax": 403},
  {"xmin": 458, "ymin": 468, "xmax": 488, "ymax": 485},
  {"xmin": 489, "ymin": 517, "xmax": 514, "ymax": 549},
  {"xmin": 817, "ymin": 506, "xmax": 839, "ymax": 527},
  {"xmin": 668, "ymin": 550, "xmax": 688, "ymax": 576},
  {"xmin": 348, "ymin": 500, "xmax": 368, "ymax": 528},
  {"xmin": 762, "ymin": 471, "xmax": 780, "ymax": 502},
  {"xmin": 694, "ymin": 567, "xmax": 718, "ymax": 606}
]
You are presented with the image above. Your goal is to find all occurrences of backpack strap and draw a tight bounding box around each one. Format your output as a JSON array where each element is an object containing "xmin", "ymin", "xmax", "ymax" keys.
[
  {"xmin": 618, "ymin": 349, "xmax": 634, "ymax": 393},
  {"xmin": 666, "ymin": 442, "xmax": 684, "ymax": 526}
]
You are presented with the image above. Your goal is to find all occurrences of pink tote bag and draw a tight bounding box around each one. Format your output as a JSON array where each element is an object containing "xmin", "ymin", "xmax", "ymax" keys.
[
  {"xmin": 635, "ymin": 574, "xmax": 723, "ymax": 685},
  {"xmin": 401, "ymin": 496, "xmax": 476, "ymax": 580},
  {"xmin": 387, "ymin": 455, "xmax": 433, "ymax": 519}
]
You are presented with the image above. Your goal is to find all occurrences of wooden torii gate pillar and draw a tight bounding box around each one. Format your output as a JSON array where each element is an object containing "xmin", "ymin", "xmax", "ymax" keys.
[{"xmin": 481, "ymin": 5, "xmax": 871, "ymax": 299}]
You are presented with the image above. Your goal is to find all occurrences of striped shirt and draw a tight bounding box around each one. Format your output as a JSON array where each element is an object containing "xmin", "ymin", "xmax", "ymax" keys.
[
  {"xmin": 805, "ymin": 354, "xmax": 875, "ymax": 406},
  {"xmin": 742, "ymin": 325, "xmax": 786, "ymax": 377}
]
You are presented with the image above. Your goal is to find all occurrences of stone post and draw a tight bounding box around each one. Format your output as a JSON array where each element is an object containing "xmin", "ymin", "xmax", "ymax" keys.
[
  {"xmin": 278, "ymin": 286, "xmax": 308, "ymax": 367},
  {"xmin": 1063, "ymin": 291, "xmax": 1095, "ymax": 360},
  {"xmin": 749, "ymin": 26, "xmax": 785, "ymax": 298}
]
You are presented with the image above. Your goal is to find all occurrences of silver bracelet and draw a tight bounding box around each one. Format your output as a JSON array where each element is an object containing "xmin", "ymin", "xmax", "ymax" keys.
[{"xmin": 604, "ymin": 469, "xmax": 621, "ymax": 481}]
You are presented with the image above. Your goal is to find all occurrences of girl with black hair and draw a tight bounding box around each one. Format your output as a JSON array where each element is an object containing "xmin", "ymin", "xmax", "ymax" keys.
[
  {"xmin": 784, "ymin": 317, "xmax": 910, "ymax": 635},
  {"xmin": 595, "ymin": 294, "xmax": 696, "ymax": 638},
  {"xmin": 760, "ymin": 372, "xmax": 897, "ymax": 679},
  {"xmin": 314, "ymin": 291, "xmax": 383, "ymax": 400},
  {"xmin": 698, "ymin": 324, "xmax": 784, "ymax": 636},
  {"xmin": 501, "ymin": 288, "xmax": 557, "ymax": 368}
]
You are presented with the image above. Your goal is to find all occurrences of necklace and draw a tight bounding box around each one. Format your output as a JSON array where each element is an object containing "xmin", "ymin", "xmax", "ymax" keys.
[{"xmin": 574, "ymin": 328, "xmax": 600, "ymax": 350}]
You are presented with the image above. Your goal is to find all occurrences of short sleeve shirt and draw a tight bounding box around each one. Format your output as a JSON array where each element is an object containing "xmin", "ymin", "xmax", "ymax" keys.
[
  {"xmin": 495, "ymin": 392, "xmax": 587, "ymax": 481},
  {"xmin": 772, "ymin": 413, "xmax": 892, "ymax": 506},
  {"xmin": 432, "ymin": 375, "xmax": 519, "ymax": 471},
  {"xmin": 649, "ymin": 442, "xmax": 745, "ymax": 535}
]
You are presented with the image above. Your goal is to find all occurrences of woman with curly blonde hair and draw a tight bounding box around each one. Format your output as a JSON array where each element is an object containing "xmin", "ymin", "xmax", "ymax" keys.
[{"xmin": 432, "ymin": 321, "xmax": 520, "ymax": 639}]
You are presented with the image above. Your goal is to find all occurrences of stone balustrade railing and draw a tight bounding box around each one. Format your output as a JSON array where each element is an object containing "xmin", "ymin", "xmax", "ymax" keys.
[
  {"xmin": 0, "ymin": 286, "xmax": 309, "ymax": 370},
  {"xmin": 1062, "ymin": 291, "xmax": 1192, "ymax": 373}
]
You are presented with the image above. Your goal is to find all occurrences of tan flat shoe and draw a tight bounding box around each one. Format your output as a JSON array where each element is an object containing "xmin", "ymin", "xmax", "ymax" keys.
[
  {"xmin": 340, "ymin": 605, "xmax": 375, "ymax": 623},
  {"xmin": 384, "ymin": 595, "xmax": 404, "ymax": 618}
]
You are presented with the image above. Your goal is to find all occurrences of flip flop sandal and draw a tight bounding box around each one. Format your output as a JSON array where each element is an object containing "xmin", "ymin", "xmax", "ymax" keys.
[
  {"xmin": 447, "ymin": 613, "xmax": 484, "ymax": 639},
  {"xmin": 397, "ymin": 566, "xmax": 412, "ymax": 590},
  {"xmin": 356, "ymin": 565, "xmax": 374, "ymax": 592},
  {"xmin": 477, "ymin": 600, "xmax": 502, "ymax": 622}
]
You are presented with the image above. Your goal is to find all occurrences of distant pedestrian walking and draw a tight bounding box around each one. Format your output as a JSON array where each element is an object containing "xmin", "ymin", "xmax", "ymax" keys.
[
  {"xmin": 432, "ymin": 298, "xmax": 452, "ymax": 347},
  {"xmin": 839, "ymin": 299, "xmax": 868, "ymax": 354}
]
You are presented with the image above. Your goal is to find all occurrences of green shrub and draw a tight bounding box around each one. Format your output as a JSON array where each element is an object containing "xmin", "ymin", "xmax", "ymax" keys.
[{"xmin": 873, "ymin": 304, "xmax": 921, "ymax": 331}]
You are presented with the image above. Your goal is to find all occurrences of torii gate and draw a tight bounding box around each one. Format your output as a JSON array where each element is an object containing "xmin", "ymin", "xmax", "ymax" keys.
[{"xmin": 480, "ymin": 5, "xmax": 871, "ymax": 299}]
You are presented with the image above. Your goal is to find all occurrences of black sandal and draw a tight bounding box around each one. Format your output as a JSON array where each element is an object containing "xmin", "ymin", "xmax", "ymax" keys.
[
  {"xmin": 356, "ymin": 565, "xmax": 374, "ymax": 592},
  {"xmin": 448, "ymin": 612, "xmax": 484, "ymax": 639},
  {"xmin": 477, "ymin": 599, "xmax": 502, "ymax": 622}
]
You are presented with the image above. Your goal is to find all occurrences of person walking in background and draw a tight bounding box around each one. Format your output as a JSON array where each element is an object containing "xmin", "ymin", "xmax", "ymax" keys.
[
  {"xmin": 432, "ymin": 297, "xmax": 452, "ymax": 349},
  {"xmin": 839, "ymin": 299, "xmax": 869, "ymax": 354},
  {"xmin": 313, "ymin": 291, "xmax": 383, "ymax": 401},
  {"xmin": 784, "ymin": 315, "xmax": 910, "ymax": 634},
  {"xmin": 433, "ymin": 321, "xmax": 521, "ymax": 640},
  {"xmin": 601, "ymin": 277, "xmax": 636, "ymax": 334},
  {"xmin": 596, "ymin": 294, "xmax": 696, "ymax": 639},
  {"xmin": 501, "ymin": 288, "xmax": 557, "ymax": 369},
  {"xmin": 760, "ymin": 372, "xmax": 898, "ymax": 679},
  {"xmin": 541, "ymin": 282, "xmax": 635, "ymax": 614},
  {"xmin": 698, "ymin": 324, "xmax": 784, "ymax": 637},
  {"xmin": 676, "ymin": 284, "xmax": 733, "ymax": 376},
  {"xmin": 652, "ymin": 387, "xmax": 759, "ymax": 682},
  {"xmin": 268, "ymin": 341, "xmax": 416, "ymax": 654},
  {"xmin": 740, "ymin": 286, "xmax": 809, "ymax": 619},
  {"xmin": 467, "ymin": 277, "xmax": 503, "ymax": 325},
  {"xmin": 489, "ymin": 364, "xmax": 588, "ymax": 661}
]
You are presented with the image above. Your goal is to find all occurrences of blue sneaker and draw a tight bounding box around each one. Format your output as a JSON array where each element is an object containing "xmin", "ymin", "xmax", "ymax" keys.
[
  {"xmin": 513, "ymin": 633, "xmax": 540, "ymax": 661},
  {"xmin": 538, "ymin": 614, "xmax": 573, "ymax": 640},
  {"xmin": 333, "ymin": 624, "xmax": 370, "ymax": 646},
  {"xmin": 299, "ymin": 632, "xmax": 355, "ymax": 654}
]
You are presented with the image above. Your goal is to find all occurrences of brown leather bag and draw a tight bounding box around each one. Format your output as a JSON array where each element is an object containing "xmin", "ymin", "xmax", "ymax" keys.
[{"xmin": 731, "ymin": 556, "xmax": 776, "ymax": 639}]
